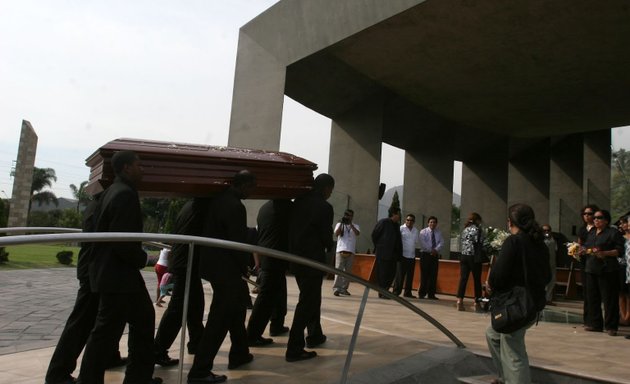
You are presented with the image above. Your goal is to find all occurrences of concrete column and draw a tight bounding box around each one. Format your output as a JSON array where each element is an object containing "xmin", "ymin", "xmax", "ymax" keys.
[
  {"xmin": 228, "ymin": 31, "xmax": 287, "ymax": 225},
  {"xmin": 329, "ymin": 97, "xmax": 384, "ymax": 254},
  {"xmin": 549, "ymin": 134, "xmax": 583, "ymax": 238},
  {"xmin": 228, "ymin": 30, "xmax": 286, "ymax": 150},
  {"xmin": 583, "ymin": 131, "xmax": 611, "ymax": 210},
  {"xmin": 8, "ymin": 120, "xmax": 38, "ymax": 228},
  {"xmin": 507, "ymin": 139, "xmax": 550, "ymax": 225},
  {"xmin": 403, "ymin": 150, "xmax": 454, "ymax": 257},
  {"xmin": 460, "ymin": 151, "xmax": 508, "ymax": 232}
]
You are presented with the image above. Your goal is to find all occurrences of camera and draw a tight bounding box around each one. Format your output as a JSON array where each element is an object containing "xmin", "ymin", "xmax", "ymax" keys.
[{"xmin": 341, "ymin": 216, "xmax": 351, "ymax": 224}]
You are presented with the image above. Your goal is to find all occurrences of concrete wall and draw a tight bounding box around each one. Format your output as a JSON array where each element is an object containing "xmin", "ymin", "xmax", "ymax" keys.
[{"xmin": 403, "ymin": 150, "xmax": 454, "ymax": 257}]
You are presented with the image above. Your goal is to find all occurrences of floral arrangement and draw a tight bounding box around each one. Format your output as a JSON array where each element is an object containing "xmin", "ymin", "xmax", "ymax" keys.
[
  {"xmin": 566, "ymin": 242, "xmax": 599, "ymax": 262},
  {"xmin": 483, "ymin": 226, "xmax": 510, "ymax": 257}
]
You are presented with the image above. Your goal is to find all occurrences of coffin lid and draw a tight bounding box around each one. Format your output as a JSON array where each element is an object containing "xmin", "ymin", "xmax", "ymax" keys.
[{"xmin": 85, "ymin": 138, "xmax": 317, "ymax": 199}]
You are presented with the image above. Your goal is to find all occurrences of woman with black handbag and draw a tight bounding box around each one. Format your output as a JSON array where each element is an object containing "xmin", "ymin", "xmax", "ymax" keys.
[{"xmin": 485, "ymin": 204, "xmax": 551, "ymax": 384}]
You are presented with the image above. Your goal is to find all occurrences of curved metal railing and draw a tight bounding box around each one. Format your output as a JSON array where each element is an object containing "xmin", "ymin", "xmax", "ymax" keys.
[{"xmin": 0, "ymin": 229, "xmax": 465, "ymax": 383}]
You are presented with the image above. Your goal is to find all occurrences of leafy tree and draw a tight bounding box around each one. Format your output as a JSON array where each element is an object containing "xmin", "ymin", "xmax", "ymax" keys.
[
  {"xmin": 69, "ymin": 181, "xmax": 91, "ymax": 212},
  {"xmin": 30, "ymin": 167, "xmax": 58, "ymax": 214},
  {"xmin": 141, "ymin": 198, "xmax": 173, "ymax": 233},
  {"xmin": 612, "ymin": 148, "xmax": 630, "ymax": 220},
  {"xmin": 0, "ymin": 198, "xmax": 8, "ymax": 228},
  {"xmin": 451, "ymin": 204, "xmax": 461, "ymax": 236},
  {"xmin": 389, "ymin": 190, "xmax": 401, "ymax": 212},
  {"xmin": 58, "ymin": 209, "xmax": 82, "ymax": 229},
  {"xmin": 28, "ymin": 210, "xmax": 62, "ymax": 227}
]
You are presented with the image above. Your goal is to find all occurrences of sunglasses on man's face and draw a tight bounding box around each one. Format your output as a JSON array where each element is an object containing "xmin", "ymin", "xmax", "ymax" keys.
[{"xmin": 593, "ymin": 216, "xmax": 606, "ymax": 220}]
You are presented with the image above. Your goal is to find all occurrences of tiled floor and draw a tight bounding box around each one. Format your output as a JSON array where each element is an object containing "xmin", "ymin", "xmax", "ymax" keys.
[{"xmin": 1, "ymin": 268, "xmax": 629, "ymax": 384}]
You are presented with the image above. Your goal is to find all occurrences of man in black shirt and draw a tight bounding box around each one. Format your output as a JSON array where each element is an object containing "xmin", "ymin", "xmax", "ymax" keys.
[
  {"xmin": 153, "ymin": 198, "xmax": 210, "ymax": 363},
  {"xmin": 371, "ymin": 207, "xmax": 403, "ymax": 298},
  {"xmin": 188, "ymin": 171, "xmax": 256, "ymax": 384},
  {"xmin": 246, "ymin": 199, "xmax": 292, "ymax": 346},
  {"xmin": 285, "ymin": 174, "xmax": 335, "ymax": 362}
]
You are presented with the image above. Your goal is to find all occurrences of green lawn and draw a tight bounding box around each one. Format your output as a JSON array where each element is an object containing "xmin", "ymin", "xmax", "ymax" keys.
[
  {"xmin": 0, "ymin": 244, "xmax": 159, "ymax": 270},
  {"xmin": 0, "ymin": 244, "xmax": 81, "ymax": 269}
]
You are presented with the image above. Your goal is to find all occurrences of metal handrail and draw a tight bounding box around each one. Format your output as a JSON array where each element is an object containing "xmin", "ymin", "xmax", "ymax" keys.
[
  {"xmin": 0, "ymin": 227, "xmax": 171, "ymax": 250},
  {"xmin": 0, "ymin": 229, "xmax": 466, "ymax": 383}
]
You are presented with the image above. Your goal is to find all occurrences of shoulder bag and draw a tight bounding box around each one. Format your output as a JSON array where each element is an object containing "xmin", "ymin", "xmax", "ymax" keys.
[{"xmin": 489, "ymin": 247, "xmax": 537, "ymax": 333}]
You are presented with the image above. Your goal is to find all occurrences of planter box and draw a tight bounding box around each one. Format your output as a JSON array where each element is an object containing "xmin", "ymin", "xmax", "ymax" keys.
[{"xmin": 85, "ymin": 138, "xmax": 317, "ymax": 199}]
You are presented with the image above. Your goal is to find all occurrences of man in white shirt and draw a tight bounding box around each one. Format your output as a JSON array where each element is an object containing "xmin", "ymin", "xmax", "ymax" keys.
[
  {"xmin": 393, "ymin": 214, "xmax": 420, "ymax": 298},
  {"xmin": 418, "ymin": 216, "xmax": 444, "ymax": 299},
  {"xmin": 333, "ymin": 209, "xmax": 360, "ymax": 296}
]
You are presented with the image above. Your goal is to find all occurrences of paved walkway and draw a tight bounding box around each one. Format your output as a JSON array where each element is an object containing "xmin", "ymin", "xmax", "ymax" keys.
[{"xmin": 0, "ymin": 268, "xmax": 628, "ymax": 384}]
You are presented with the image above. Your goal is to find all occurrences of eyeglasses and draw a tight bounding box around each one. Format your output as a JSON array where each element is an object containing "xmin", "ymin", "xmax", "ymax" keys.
[
  {"xmin": 593, "ymin": 216, "xmax": 605, "ymax": 220},
  {"xmin": 583, "ymin": 212, "xmax": 594, "ymax": 216}
]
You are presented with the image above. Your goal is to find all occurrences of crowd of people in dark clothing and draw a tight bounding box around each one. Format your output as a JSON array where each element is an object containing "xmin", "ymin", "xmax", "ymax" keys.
[
  {"xmin": 43, "ymin": 149, "xmax": 629, "ymax": 384},
  {"xmin": 44, "ymin": 150, "xmax": 336, "ymax": 384}
]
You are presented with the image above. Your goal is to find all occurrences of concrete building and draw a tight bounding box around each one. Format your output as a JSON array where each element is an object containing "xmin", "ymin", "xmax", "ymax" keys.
[{"xmin": 228, "ymin": 1, "xmax": 630, "ymax": 254}]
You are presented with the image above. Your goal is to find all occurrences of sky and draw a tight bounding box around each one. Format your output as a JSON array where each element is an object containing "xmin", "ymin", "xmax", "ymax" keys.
[{"xmin": 0, "ymin": 1, "xmax": 628, "ymax": 200}]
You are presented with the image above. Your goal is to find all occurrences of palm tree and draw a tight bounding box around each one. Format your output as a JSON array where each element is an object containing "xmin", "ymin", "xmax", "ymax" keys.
[
  {"xmin": 30, "ymin": 167, "xmax": 58, "ymax": 213},
  {"xmin": 70, "ymin": 181, "xmax": 91, "ymax": 212}
]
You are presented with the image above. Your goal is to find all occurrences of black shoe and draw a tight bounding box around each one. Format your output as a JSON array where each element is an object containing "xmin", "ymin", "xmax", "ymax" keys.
[
  {"xmin": 403, "ymin": 293, "xmax": 415, "ymax": 298},
  {"xmin": 305, "ymin": 334, "xmax": 327, "ymax": 348},
  {"xmin": 228, "ymin": 353, "xmax": 254, "ymax": 369},
  {"xmin": 187, "ymin": 373, "xmax": 227, "ymax": 384},
  {"xmin": 248, "ymin": 336, "xmax": 273, "ymax": 347},
  {"xmin": 270, "ymin": 326, "xmax": 289, "ymax": 336},
  {"xmin": 340, "ymin": 290, "xmax": 351, "ymax": 296},
  {"xmin": 378, "ymin": 293, "xmax": 390, "ymax": 299},
  {"xmin": 285, "ymin": 350, "xmax": 317, "ymax": 362},
  {"xmin": 155, "ymin": 354, "xmax": 179, "ymax": 367},
  {"xmin": 333, "ymin": 291, "xmax": 340, "ymax": 296},
  {"xmin": 428, "ymin": 296, "xmax": 439, "ymax": 300}
]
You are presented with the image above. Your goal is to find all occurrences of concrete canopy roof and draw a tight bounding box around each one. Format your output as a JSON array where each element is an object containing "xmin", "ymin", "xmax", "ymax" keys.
[{"xmin": 244, "ymin": 0, "xmax": 630, "ymax": 156}]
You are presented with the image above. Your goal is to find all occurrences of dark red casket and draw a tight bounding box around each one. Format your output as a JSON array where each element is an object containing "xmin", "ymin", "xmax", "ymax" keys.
[{"xmin": 85, "ymin": 138, "xmax": 317, "ymax": 199}]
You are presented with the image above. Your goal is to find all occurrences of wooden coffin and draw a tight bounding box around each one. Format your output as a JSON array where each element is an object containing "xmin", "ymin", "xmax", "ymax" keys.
[{"xmin": 85, "ymin": 138, "xmax": 318, "ymax": 199}]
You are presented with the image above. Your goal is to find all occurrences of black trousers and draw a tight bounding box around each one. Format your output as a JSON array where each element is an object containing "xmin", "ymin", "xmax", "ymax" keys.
[
  {"xmin": 78, "ymin": 290, "xmax": 155, "ymax": 384},
  {"xmin": 580, "ymin": 259, "xmax": 589, "ymax": 323},
  {"xmin": 286, "ymin": 274, "xmax": 323, "ymax": 355},
  {"xmin": 419, "ymin": 252, "xmax": 439, "ymax": 298},
  {"xmin": 45, "ymin": 280, "xmax": 121, "ymax": 384},
  {"xmin": 393, "ymin": 258, "xmax": 416, "ymax": 295},
  {"xmin": 154, "ymin": 273, "xmax": 205, "ymax": 356},
  {"xmin": 456, "ymin": 254, "xmax": 482, "ymax": 300},
  {"xmin": 375, "ymin": 257, "xmax": 397, "ymax": 292},
  {"xmin": 188, "ymin": 279, "xmax": 249, "ymax": 378},
  {"xmin": 246, "ymin": 268, "xmax": 287, "ymax": 339},
  {"xmin": 585, "ymin": 270, "xmax": 620, "ymax": 330}
]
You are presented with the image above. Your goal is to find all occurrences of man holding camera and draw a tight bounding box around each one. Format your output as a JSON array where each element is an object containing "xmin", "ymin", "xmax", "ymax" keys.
[{"xmin": 333, "ymin": 209, "xmax": 360, "ymax": 297}]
